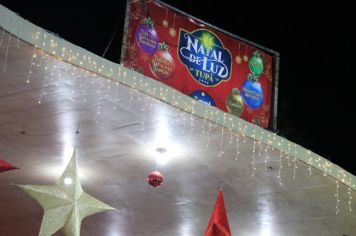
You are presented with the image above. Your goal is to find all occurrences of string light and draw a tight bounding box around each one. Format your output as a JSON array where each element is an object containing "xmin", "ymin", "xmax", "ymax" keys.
[
  {"xmin": 272, "ymin": 133, "xmax": 277, "ymax": 151},
  {"xmin": 293, "ymin": 144, "xmax": 298, "ymax": 179},
  {"xmin": 251, "ymin": 139, "xmax": 256, "ymax": 176},
  {"xmin": 214, "ymin": 110, "xmax": 219, "ymax": 128},
  {"xmin": 218, "ymin": 115, "xmax": 226, "ymax": 158},
  {"xmin": 149, "ymin": 88, "xmax": 156, "ymax": 116},
  {"xmin": 277, "ymin": 143, "xmax": 283, "ymax": 185},
  {"xmin": 229, "ymin": 117, "xmax": 234, "ymax": 144},
  {"xmin": 234, "ymin": 133, "xmax": 240, "ymax": 160},
  {"xmin": 335, "ymin": 171, "xmax": 340, "ymax": 214},
  {"xmin": 189, "ymin": 100, "xmax": 195, "ymax": 134},
  {"xmin": 16, "ymin": 19, "xmax": 22, "ymax": 48},
  {"xmin": 94, "ymin": 76, "xmax": 103, "ymax": 123},
  {"xmin": 242, "ymin": 125, "xmax": 247, "ymax": 143},
  {"xmin": 38, "ymin": 53, "xmax": 50, "ymax": 104},
  {"xmin": 128, "ymin": 85, "xmax": 134, "ymax": 109},
  {"xmin": 78, "ymin": 66, "xmax": 90, "ymax": 99},
  {"xmin": 285, "ymin": 142, "xmax": 291, "ymax": 167},
  {"xmin": 139, "ymin": 77, "xmax": 149, "ymax": 140},
  {"xmin": 105, "ymin": 78, "xmax": 112, "ymax": 101},
  {"xmin": 218, "ymin": 126, "xmax": 224, "ymax": 158},
  {"xmin": 348, "ymin": 178, "xmax": 352, "ymax": 212},
  {"xmin": 0, "ymin": 9, "xmax": 6, "ymax": 48},
  {"xmin": 39, "ymin": 33, "xmax": 46, "ymax": 66},
  {"xmin": 201, "ymin": 102, "xmax": 208, "ymax": 135},
  {"xmin": 307, "ymin": 150, "xmax": 312, "ymax": 176},
  {"xmin": 26, "ymin": 29, "xmax": 40, "ymax": 84},
  {"xmin": 258, "ymin": 140, "xmax": 262, "ymax": 157},
  {"xmin": 264, "ymin": 144, "xmax": 269, "ymax": 171},
  {"xmin": 181, "ymin": 102, "xmax": 187, "ymax": 135},
  {"xmin": 206, "ymin": 111, "xmax": 213, "ymax": 148},
  {"xmin": 112, "ymin": 73, "xmax": 120, "ymax": 110},
  {"xmin": 3, "ymin": 16, "xmax": 12, "ymax": 72}
]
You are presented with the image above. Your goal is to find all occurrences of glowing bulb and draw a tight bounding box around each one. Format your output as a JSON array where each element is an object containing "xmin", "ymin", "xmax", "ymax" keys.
[{"xmin": 64, "ymin": 177, "xmax": 72, "ymax": 185}]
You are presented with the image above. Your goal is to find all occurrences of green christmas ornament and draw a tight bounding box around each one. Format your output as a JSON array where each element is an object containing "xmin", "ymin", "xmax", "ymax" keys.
[
  {"xmin": 249, "ymin": 51, "xmax": 264, "ymax": 76},
  {"xmin": 226, "ymin": 88, "xmax": 245, "ymax": 117}
]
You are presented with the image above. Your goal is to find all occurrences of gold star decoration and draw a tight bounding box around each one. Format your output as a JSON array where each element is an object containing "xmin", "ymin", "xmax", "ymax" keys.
[{"xmin": 17, "ymin": 151, "xmax": 115, "ymax": 236}]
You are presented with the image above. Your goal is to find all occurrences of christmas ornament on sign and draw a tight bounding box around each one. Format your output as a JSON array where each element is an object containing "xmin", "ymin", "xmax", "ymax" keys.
[
  {"xmin": 226, "ymin": 88, "xmax": 244, "ymax": 116},
  {"xmin": 191, "ymin": 91, "xmax": 216, "ymax": 106},
  {"xmin": 235, "ymin": 43, "xmax": 242, "ymax": 64},
  {"xmin": 162, "ymin": 7, "xmax": 169, "ymax": 28},
  {"xmin": 241, "ymin": 51, "xmax": 265, "ymax": 109},
  {"xmin": 0, "ymin": 159, "xmax": 19, "ymax": 173},
  {"xmin": 135, "ymin": 17, "xmax": 159, "ymax": 54},
  {"xmin": 150, "ymin": 42, "xmax": 175, "ymax": 80},
  {"xmin": 241, "ymin": 73, "xmax": 264, "ymax": 109},
  {"xmin": 16, "ymin": 151, "xmax": 115, "ymax": 236},
  {"xmin": 235, "ymin": 55, "xmax": 242, "ymax": 64},
  {"xmin": 169, "ymin": 28, "xmax": 176, "ymax": 37},
  {"xmin": 169, "ymin": 13, "xmax": 177, "ymax": 37},
  {"xmin": 243, "ymin": 54, "xmax": 249, "ymax": 62},
  {"xmin": 147, "ymin": 171, "xmax": 163, "ymax": 187},
  {"xmin": 162, "ymin": 19, "xmax": 169, "ymax": 28},
  {"xmin": 249, "ymin": 51, "xmax": 264, "ymax": 76},
  {"xmin": 243, "ymin": 44, "xmax": 249, "ymax": 62}
]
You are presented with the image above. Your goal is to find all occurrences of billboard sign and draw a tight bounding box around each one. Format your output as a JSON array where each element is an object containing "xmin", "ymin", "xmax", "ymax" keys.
[{"xmin": 121, "ymin": 0, "xmax": 279, "ymax": 129}]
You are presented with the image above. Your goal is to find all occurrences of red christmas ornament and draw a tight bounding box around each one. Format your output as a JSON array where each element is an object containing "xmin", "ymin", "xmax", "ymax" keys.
[
  {"xmin": 147, "ymin": 171, "xmax": 163, "ymax": 187},
  {"xmin": 0, "ymin": 159, "xmax": 19, "ymax": 173},
  {"xmin": 150, "ymin": 42, "xmax": 175, "ymax": 80}
]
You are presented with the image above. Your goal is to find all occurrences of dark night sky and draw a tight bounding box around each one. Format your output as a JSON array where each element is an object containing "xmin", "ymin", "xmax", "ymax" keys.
[{"xmin": 2, "ymin": 1, "xmax": 356, "ymax": 174}]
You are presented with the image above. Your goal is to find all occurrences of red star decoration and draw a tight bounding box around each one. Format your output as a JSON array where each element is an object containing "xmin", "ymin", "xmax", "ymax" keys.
[{"xmin": 0, "ymin": 159, "xmax": 19, "ymax": 173}]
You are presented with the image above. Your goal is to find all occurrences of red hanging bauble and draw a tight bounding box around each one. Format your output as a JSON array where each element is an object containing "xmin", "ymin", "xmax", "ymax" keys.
[
  {"xmin": 150, "ymin": 42, "xmax": 175, "ymax": 80},
  {"xmin": 147, "ymin": 171, "xmax": 163, "ymax": 187}
]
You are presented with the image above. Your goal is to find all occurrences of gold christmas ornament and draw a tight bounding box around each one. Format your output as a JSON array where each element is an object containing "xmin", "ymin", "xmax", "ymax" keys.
[
  {"xmin": 235, "ymin": 55, "xmax": 242, "ymax": 64},
  {"xmin": 243, "ymin": 54, "xmax": 249, "ymax": 62},
  {"xmin": 226, "ymin": 88, "xmax": 244, "ymax": 117},
  {"xmin": 169, "ymin": 28, "xmax": 176, "ymax": 37},
  {"xmin": 162, "ymin": 20, "xmax": 169, "ymax": 28}
]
